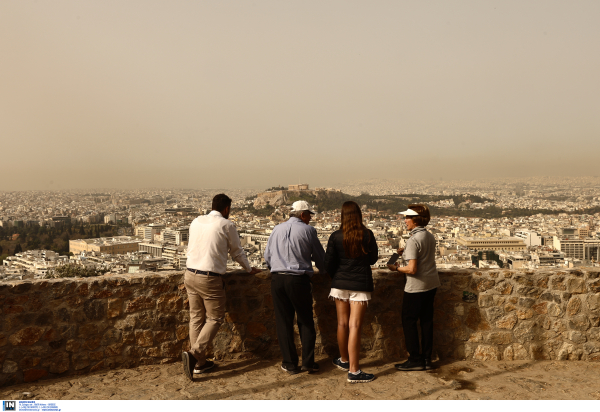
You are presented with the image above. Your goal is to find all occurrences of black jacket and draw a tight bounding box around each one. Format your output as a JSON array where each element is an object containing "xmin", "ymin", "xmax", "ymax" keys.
[{"xmin": 324, "ymin": 229, "xmax": 379, "ymax": 292}]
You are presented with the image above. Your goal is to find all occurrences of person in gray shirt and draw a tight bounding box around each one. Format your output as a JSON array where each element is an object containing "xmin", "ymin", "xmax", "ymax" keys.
[{"xmin": 388, "ymin": 204, "xmax": 440, "ymax": 371}]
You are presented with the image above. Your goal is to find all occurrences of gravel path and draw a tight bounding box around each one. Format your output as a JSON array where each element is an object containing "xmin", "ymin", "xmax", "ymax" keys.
[{"xmin": 2, "ymin": 357, "xmax": 600, "ymax": 400}]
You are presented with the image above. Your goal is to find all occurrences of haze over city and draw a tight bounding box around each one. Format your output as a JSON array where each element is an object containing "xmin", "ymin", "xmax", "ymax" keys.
[{"xmin": 1, "ymin": 0, "xmax": 599, "ymax": 190}]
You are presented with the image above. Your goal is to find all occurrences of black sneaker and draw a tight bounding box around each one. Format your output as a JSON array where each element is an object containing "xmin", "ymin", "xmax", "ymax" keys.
[
  {"xmin": 182, "ymin": 351, "xmax": 197, "ymax": 381},
  {"xmin": 193, "ymin": 360, "xmax": 215, "ymax": 374},
  {"xmin": 395, "ymin": 360, "xmax": 425, "ymax": 371},
  {"xmin": 424, "ymin": 359, "xmax": 436, "ymax": 370},
  {"xmin": 333, "ymin": 357, "xmax": 349, "ymax": 371},
  {"xmin": 281, "ymin": 364, "xmax": 301, "ymax": 375},
  {"xmin": 347, "ymin": 370, "xmax": 375, "ymax": 383},
  {"xmin": 301, "ymin": 362, "xmax": 320, "ymax": 373}
]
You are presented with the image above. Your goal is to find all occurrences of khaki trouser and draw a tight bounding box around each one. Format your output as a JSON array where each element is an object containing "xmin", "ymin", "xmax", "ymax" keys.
[{"xmin": 184, "ymin": 270, "xmax": 226, "ymax": 365}]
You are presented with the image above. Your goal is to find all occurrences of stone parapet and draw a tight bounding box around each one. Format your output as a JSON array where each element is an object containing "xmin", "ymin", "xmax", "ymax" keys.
[{"xmin": 1, "ymin": 268, "xmax": 600, "ymax": 387}]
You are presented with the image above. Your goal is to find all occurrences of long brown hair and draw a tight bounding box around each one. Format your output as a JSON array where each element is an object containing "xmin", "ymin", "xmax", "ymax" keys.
[{"xmin": 340, "ymin": 201, "xmax": 369, "ymax": 258}]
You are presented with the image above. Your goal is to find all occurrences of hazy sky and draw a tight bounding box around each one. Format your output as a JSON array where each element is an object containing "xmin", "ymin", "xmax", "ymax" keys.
[{"xmin": 1, "ymin": 1, "xmax": 599, "ymax": 190}]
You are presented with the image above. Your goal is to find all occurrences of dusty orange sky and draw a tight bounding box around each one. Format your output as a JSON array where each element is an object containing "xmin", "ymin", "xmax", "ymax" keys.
[{"xmin": 1, "ymin": 1, "xmax": 599, "ymax": 190}]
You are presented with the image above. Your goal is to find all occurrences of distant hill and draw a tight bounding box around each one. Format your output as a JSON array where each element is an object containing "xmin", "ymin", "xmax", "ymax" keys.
[{"xmin": 248, "ymin": 189, "xmax": 587, "ymax": 218}]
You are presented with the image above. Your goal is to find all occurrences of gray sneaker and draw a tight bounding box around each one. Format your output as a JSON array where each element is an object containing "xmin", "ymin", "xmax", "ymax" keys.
[
  {"xmin": 333, "ymin": 357, "xmax": 349, "ymax": 371},
  {"xmin": 347, "ymin": 370, "xmax": 375, "ymax": 383}
]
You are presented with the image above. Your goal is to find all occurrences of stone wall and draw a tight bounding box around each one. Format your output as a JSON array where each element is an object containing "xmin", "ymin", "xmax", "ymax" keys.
[{"xmin": 1, "ymin": 268, "xmax": 600, "ymax": 387}]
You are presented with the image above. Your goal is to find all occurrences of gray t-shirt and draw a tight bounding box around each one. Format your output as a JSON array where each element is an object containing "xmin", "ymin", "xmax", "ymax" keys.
[{"xmin": 403, "ymin": 227, "xmax": 440, "ymax": 293}]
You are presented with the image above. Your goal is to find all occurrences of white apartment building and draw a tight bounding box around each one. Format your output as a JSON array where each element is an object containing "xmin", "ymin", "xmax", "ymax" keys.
[{"xmin": 514, "ymin": 230, "xmax": 542, "ymax": 247}]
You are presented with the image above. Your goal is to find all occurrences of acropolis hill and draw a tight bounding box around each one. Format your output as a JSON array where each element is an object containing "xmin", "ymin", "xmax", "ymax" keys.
[{"xmin": 2, "ymin": 267, "xmax": 600, "ymax": 391}]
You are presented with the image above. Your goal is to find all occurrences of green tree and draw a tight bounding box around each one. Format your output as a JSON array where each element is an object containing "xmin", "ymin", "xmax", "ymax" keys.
[
  {"xmin": 13, "ymin": 243, "xmax": 22, "ymax": 254},
  {"xmin": 44, "ymin": 264, "xmax": 108, "ymax": 279}
]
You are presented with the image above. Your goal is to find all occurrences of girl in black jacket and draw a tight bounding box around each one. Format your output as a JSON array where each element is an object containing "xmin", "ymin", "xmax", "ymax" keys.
[{"xmin": 325, "ymin": 201, "xmax": 378, "ymax": 383}]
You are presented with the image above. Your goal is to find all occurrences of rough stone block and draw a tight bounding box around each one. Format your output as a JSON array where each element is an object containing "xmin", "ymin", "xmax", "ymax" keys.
[
  {"xmin": 2, "ymin": 360, "xmax": 18, "ymax": 373},
  {"xmin": 154, "ymin": 331, "xmax": 173, "ymax": 342},
  {"xmin": 567, "ymin": 278, "xmax": 586, "ymax": 294},
  {"xmin": 569, "ymin": 315, "xmax": 591, "ymax": 331},
  {"xmin": 567, "ymin": 297, "xmax": 582, "ymax": 316},
  {"xmin": 91, "ymin": 289, "xmax": 113, "ymax": 299},
  {"xmin": 19, "ymin": 356, "xmax": 41, "ymax": 369},
  {"xmin": 517, "ymin": 309, "xmax": 534, "ymax": 319},
  {"xmin": 536, "ymin": 276, "xmax": 549, "ymax": 289},
  {"xmin": 532, "ymin": 302, "xmax": 548, "ymax": 315},
  {"xmin": 485, "ymin": 332, "xmax": 512, "ymax": 345},
  {"xmin": 473, "ymin": 345, "xmax": 500, "ymax": 360},
  {"xmin": 122, "ymin": 331, "xmax": 135, "ymax": 345},
  {"xmin": 583, "ymin": 342, "xmax": 600, "ymax": 355},
  {"xmin": 478, "ymin": 294, "xmax": 494, "ymax": 308},
  {"xmin": 82, "ymin": 336, "xmax": 102, "ymax": 351},
  {"xmin": 514, "ymin": 275, "xmax": 533, "ymax": 287},
  {"xmin": 72, "ymin": 353, "xmax": 90, "ymax": 370},
  {"xmin": 540, "ymin": 292, "xmax": 561, "ymax": 304},
  {"xmin": 113, "ymin": 316, "xmax": 136, "ymax": 331},
  {"xmin": 107, "ymin": 298, "xmax": 123, "ymax": 319},
  {"xmin": 105, "ymin": 343, "xmax": 124, "ymax": 357},
  {"xmin": 465, "ymin": 307, "xmax": 490, "ymax": 330},
  {"xmin": 518, "ymin": 297, "xmax": 536, "ymax": 308},
  {"xmin": 176, "ymin": 325, "xmax": 188, "ymax": 341},
  {"xmin": 493, "ymin": 296, "xmax": 506, "ymax": 306},
  {"xmin": 83, "ymin": 300, "xmax": 107, "ymax": 321},
  {"xmin": 151, "ymin": 284, "xmax": 171, "ymax": 296},
  {"xmin": 504, "ymin": 343, "xmax": 529, "ymax": 361},
  {"xmin": 496, "ymin": 312, "xmax": 518, "ymax": 330},
  {"xmin": 568, "ymin": 330, "xmax": 587, "ymax": 344},
  {"xmin": 586, "ymin": 293, "xmax": 600, "ymax": 311},
  {"xmin": 4, "ymin": 305, "xmax": 25, "ymax": 314},
  {"xmin": 486, "ymin": 307, "xmax": 504, "ymax": 323},
  {"xmin": 160, "ymin": 341, "xmax": 180, "ymax": 358},
  {"xmin": 557, "ymin": 342, "xmax": 576, "ymax": 360},
  {"xmin": 494, "ymin": 281, "xmax": 513, "ymax": 295},
  {"xmin": 135, "ymin": 330, "xmax": 153, "ymax": 347},
  {"xmin": 45, "ymin": 352, "xmax": 69, "ymax": 374},
  {"xmin": 23, "ymin": 368, "xmax": 48, "ymax": 383},
  {"xmin": 9, "ymin": 327, "xmax": 45, "ymax": 346},
  {"xmin": 89, "ymin": 350, "xmax": 104, "ymax": 361},
  {"xmin": 65, "ymin": 339, "xmax": 80, "ymax": 352},
  {"xmin": 156, "ymin": 294, "xmax": 183, "ymax": 313},
  {"xmin": 125, "ymin": 296, "xmax": 156, "ymax": 313},
  {"xmin": 90, "ymin": 360, "xmax": 105, "ymax": 373},
  {"xmin": 547, "ymin": 303, "xmax": 563, "ymax": 317},
  {"xmin": 146, "ymin": 347, "xmax": 161, "ymax": 357},
  {"xmin": 471, "ymin": 278, "xmax": 495, "ymax": 292},
  {"xmin": 101, "ymin": 329, "xmax": 122, "ymax": 346},
  {"xmin": 513, "ymin": 320, "xmax": 536, "ymax": 342}
]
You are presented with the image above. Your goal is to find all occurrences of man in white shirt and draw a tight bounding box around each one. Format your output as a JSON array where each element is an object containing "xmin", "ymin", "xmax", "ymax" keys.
[{"xmin": 182, "ymin": 193, "xmax": 261, "ymax": 381}]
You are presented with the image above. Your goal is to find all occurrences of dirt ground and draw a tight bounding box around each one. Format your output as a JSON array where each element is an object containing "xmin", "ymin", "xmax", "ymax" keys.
[{"xmin": 2, "ymin": 356, "xmax": 600, "ymax": 400}]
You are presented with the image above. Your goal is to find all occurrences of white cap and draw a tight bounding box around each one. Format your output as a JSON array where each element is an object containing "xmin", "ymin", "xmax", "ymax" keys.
[
  {"xmin": 291, "ymin": 200, "xmax": 316, "ymax": 214},
  {"xmin": 398, "ymin": 208, "xmax": 420, "ymax": 216}
]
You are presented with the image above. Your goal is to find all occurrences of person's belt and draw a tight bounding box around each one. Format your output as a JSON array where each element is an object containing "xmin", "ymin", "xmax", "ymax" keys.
[
  {"xmin": 186, "ymin": 268, "xmax": 223, "ymax": 276},
  {"xmin": 272, "ymin": 271, "xmax": 307, "ymax": 276}
]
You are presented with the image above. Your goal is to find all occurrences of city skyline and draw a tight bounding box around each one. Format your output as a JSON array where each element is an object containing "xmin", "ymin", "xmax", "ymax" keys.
[{"xmin": 2, "ymin": 1, "xmax": 600, "ymax": 190}]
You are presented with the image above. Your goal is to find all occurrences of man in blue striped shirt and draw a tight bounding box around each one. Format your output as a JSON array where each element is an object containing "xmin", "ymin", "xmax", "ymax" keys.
[{"xmin": 264, "ymin": 200, "xmax": 326, "ymax": 374}]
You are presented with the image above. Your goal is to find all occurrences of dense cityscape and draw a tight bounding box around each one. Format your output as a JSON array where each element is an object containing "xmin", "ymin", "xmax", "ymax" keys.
[{"xmin": 1, "ymin": 176, "xmax": 600, "ymax": 282}]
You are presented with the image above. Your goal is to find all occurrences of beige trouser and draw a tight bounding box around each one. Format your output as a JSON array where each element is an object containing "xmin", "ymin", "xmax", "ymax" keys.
[{"xmin": 184, "ymin": 270, "xmax": 226, "ymax": 365}]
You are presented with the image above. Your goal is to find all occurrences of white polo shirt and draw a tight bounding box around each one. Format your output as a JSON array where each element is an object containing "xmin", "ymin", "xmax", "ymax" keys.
[{"xmin": 186, "ymin": 211, "xmax": 251, "ymax": 274}]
